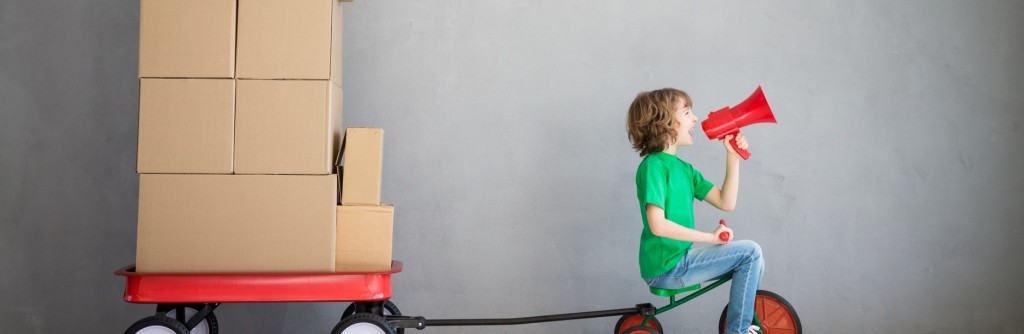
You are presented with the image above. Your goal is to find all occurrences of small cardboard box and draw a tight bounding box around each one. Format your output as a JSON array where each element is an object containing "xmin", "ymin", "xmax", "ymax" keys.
[
  {"xmin": 336, "ymin": 205, "xmax": 394, "ymax": 272},
  {"xmin": 137, "ymin": 174, "xmax": 337, "ymax": 273},
  {"xmin": 137, "ymin": 79, "xmax": 234, "ymax": 174},
  {"xmin": 341, "ymin": 128, "xmax": 383, "ymax": 205},
  {"xmin": 234, "ymin": 79, "xmax": 343, "ymax": 175},
  {"xmin": 139, "ymin": 0, "xmax": 236, "ymax": 78},
  {"xmin": 236, "ymin": 0, "xmax": 344, "ymax": 80}
]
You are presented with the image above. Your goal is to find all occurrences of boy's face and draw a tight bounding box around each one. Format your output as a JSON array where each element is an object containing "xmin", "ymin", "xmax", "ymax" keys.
[{"xmin": 671, "ymin": 97, "xmax": 698, "ymax": 147}]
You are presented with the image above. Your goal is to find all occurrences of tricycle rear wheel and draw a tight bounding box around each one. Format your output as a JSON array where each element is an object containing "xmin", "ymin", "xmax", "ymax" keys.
[
  {"xmin": 614, "ymin": 314, "xmax": 662, "ymax": 334},
  {"xmin": 621, "ymin": 325, "xmax": 661, "ymax": 334}
]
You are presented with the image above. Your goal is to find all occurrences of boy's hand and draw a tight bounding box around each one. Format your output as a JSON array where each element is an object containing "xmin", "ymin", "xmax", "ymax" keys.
[
  {"xmin": 712, "ymin": 224, "xmax": 733, "ymax": 244},
  {"xmin": 723, "ymin": 133, "xmax": 749, "ymax": 158}
]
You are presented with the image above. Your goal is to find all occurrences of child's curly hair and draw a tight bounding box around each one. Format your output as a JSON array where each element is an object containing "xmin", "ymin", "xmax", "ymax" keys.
[{"xmin": 627, "ymin": 88, "xmax": 691, "ymax": 157}]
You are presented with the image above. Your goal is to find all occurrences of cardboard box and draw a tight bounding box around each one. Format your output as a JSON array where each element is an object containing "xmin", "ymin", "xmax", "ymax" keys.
[
  {"xmin": 137, "ymin": 79, "xmax": 234, "ymax": 174},
  {"xmin": 234, "ymin": 80, "xmax": 343, "ymax": 175},
  {"xmin": 137, "ymin": 174, "xmax": 338, "ymax": 273},
  {"xmin": 341, "ymin": 128, "xmax": 384, "ymax": 205},
  {"xmin": 139, "ymin": 0, "xmax": 236, "ymax": 78},
  {"xmin": 236, "ymin": 0, "xmax": 343, "ymax": 80},
  {"xmin": 336, "ymin": 205, "xmax": 394, "ymax": 272}
]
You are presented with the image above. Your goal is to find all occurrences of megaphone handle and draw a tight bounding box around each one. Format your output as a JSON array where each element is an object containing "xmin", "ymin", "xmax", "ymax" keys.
[
  {"xmin": 718, "ymin": 219, "xmax": 730, "ymax": 242},
  {"xmin": 729, "ymin": 133, "xmax": 751, "ymax": 160}
]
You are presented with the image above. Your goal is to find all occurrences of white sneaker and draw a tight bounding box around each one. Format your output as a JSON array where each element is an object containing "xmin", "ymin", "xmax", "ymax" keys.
[{"xmin": 745, "ymin": 325, "xmax": 761, "ymax": 334}]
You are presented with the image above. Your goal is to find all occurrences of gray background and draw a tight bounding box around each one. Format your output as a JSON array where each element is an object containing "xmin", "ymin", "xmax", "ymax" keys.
[{"xmin": 2, "ymin": 0, "xmax": 1023, "ymax": 333}]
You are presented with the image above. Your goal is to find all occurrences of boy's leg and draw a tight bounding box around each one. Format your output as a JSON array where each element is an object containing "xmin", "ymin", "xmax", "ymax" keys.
[{"xmin": 676, "ymin": 240, "xmax": 764, "ymax": 334}]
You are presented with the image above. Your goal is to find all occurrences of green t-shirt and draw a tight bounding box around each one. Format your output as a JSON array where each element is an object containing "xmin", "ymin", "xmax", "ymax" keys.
[{"xmin": 635, "ymin": 152, "xmax": 715, "ymax": 279}]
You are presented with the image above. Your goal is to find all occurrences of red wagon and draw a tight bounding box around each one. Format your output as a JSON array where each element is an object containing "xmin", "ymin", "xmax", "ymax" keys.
[{"xmin": 115, "ymin": 261, "xmax": 406, "ymax": 334}]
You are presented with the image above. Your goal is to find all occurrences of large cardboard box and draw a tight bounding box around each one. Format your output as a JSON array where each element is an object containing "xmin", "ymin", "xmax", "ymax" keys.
[
  {"xmin": 336, "ymin": 205, "xmax": 394, "ymax": 272},
  {"xmin": 137, "ymin": 174, "xmax": 338, "ymax": 273},
  {"xmin": 236, "ymin": 0, "xmax": 343, "ymax": 80},
  {"xmin": 234, "ymin": 80, "xmax": 343, "ymax": 175},
  {"xmin": 341, "ymin": 128, "xmax": 384, "ymax": 205},
  {"xmin": 139, "ymin": 0, "xmax": 236, "ymax": 78},
  {"xmin": 137, "ymin": 79, "xmax": 234, "ymax": 174}
]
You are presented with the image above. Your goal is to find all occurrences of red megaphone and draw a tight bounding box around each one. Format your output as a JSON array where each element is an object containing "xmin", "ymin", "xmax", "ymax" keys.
[{"xmin": 701, "ymin": 86, "xmax": 776, "ymax": 160}]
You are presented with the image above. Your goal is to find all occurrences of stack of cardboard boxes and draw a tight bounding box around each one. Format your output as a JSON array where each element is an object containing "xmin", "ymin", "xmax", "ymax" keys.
[{"xmin": 135, "ymin": 0, "xmax": 392, "ymax": 273}]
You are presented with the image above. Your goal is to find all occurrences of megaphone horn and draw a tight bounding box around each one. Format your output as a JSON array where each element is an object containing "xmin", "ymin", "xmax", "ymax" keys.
[{"xmin": 700, "ymin": 86, "xmax": 777, "ymax": 160}]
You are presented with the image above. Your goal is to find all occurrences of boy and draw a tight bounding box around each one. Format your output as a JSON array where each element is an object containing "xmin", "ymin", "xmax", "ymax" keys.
[{"xmin": 627, "ymin": 88, "xmax": 764, "ymax": 334}]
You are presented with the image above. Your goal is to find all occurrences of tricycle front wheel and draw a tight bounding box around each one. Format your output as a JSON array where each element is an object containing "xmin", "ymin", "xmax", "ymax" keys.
[{"xmin": 718, "ymin": 290, "xmax": 801, "ymax": 334}]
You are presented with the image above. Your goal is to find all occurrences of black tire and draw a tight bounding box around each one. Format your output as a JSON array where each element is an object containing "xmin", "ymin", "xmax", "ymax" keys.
[
  {"xmin": 125, "ymin": 315, "xmax": 191, "ymax": 334},
  {"xmin": 621, "ymin": 325, "xmax": 661, "ymax": 334},
  {"xmin": 332, "ymin": 313, "xmax": 396, "ymax": 334},
  {"xmin": 342, "ymin": 300, "xmax": 403, "ymax": 334},
  {"xmin": 164, "ymin": 304, "xmax": 219, "ymax": 334},
  {"xmin": 718, "ymin": 290, "xmax": 802, "ymax": 334},
  {"xmin": 613, "ymin": 314, "xmax": 662, "ymax": 334}
]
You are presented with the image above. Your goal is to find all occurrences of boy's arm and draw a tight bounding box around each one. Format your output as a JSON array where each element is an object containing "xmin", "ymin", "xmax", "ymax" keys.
[
  {"xmin": 646, "ymin": 204, "xmax": 730, "ymax": 244},
  {"xmin": 703, "ymin": 134, "xmax": 746, "ymax": 212}
]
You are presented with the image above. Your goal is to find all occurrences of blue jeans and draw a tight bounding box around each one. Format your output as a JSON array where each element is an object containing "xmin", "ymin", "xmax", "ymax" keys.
[{"xmin": 644, "ymin": 240, "xmax": 764, "ymax": 334}]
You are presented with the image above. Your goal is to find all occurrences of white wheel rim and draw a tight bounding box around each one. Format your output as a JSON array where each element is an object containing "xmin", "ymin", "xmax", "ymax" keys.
[
  {"xmin": 165, "ymin": 308, "xmax": 210, "ymax": 334},
  {"xmin": 136, "ymin": 326, "xmax": 179, "ymax": 334},
  {"xmin": 340, "ymin": 323, "xmax": 387, "ymax": 334}
]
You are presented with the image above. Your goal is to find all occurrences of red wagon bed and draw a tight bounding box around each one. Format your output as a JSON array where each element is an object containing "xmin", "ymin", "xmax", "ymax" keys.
[
  {"xmin": 115, "ymin": 261, "xmax": 407, "ymax": 334},
  {"xmin": 115, "ymin": 261, "xmax": 403, "ymax": 304}
]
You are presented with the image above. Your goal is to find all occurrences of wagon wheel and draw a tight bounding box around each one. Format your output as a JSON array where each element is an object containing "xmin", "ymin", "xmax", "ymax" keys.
[
  {"xmin": 718, "ymin": 290, "xmax": 802, "ymax": 334},
  {"xmin": 342, "ymin": 300, "xmax": 402, "ymax": 318},
  {"xmin": 613, "ymin": 314, "xmax": 662, "ymax": 334},
  {"xmin": 332, "ymin": 313, "xmax": 396, "ymax": 334},
  {"xmin": 342, "ymin": 300, "xmax": 403, "ymax": 334},
  {"xmin": 621, "ymin": 325, "xmax": 661, "ymax": 334},
  {"xmin": 161, "ymin": 304, "xmax": 218, "ymax": 334},
  {"xmin": 124, "ymin": 315, "xmax": 190, "ymax": 334}
]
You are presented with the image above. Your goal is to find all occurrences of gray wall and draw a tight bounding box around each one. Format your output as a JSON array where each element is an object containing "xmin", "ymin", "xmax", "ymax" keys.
[{"xmin": 2, "ymin": 0, "xmax": 1023, "ymax": 333}]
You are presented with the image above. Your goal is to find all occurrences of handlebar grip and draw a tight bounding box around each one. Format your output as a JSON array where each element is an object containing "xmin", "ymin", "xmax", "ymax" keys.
[
  {"xmin": 729, "ymin": 134, "xmax": 751, "ymax": 160},
  {"xmin": 718, "ymin": 219, "xmax": 730, "ymax": 242}
]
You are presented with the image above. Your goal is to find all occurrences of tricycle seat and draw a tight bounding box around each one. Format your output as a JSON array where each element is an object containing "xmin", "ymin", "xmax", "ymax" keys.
[{"xmin": 649, "ymin": 283, "xmax": 701, "ymax": 297}]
